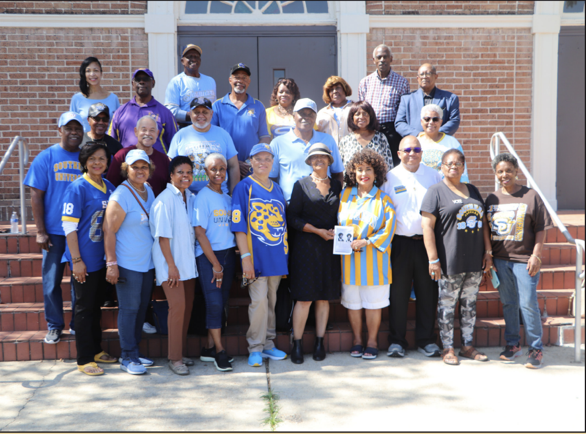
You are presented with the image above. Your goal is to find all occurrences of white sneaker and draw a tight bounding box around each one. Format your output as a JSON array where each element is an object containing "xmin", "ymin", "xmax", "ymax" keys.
[
  {"xmin": 142, "ymin": 322, "xmax": 156, "ymax": 334},
  {"xmin": 69, "ymin": 328, "xmax": 75, "ymax": 336}
]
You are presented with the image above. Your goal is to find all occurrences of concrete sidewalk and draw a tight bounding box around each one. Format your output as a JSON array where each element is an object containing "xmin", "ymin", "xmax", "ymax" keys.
[{"xmin": 0, "ymin": 346, "xmax": 584, "ymax": 431}]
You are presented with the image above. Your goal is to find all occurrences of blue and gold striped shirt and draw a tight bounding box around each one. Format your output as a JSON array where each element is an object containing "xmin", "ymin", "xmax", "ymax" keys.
[{"xmin": 338, "ymin": 186, "xmax": 397, "ymax": 286}]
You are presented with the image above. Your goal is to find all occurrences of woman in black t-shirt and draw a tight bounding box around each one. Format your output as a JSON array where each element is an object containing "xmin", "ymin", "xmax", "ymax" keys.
[{"xmin": 421, "ymin": 149, "xmax": 494, "ymax": 366}]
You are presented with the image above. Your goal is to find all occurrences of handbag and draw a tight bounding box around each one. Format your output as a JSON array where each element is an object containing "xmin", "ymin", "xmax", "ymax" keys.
[
  {"xmin": 122, "ymin": 183, "xmax": 149, "ymax": 217},
  {"xmin": 150, "ymin": 300, "xmax": 169, "ymax": 335}
]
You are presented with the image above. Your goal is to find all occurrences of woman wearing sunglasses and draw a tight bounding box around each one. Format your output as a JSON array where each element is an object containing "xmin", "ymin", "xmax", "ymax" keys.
[
  {"xmin": 417, "ymin": 104, "xmax": 469, "ymax": 183},
  {"xmin": 421, "ymin": 149, "xmax": 493, "ymax": 366}
]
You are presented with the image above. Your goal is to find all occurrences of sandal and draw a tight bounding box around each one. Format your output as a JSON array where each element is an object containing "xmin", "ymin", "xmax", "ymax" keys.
[
  {"xmin": 350, "ymin": 344, "xmax": 364, "ymax": 358},
  {"xmin": 459, "ymin": 346, "xmax": 489, "ymax": 362},
  {"xmin": 168, "ymin": 360, "xmax": 190, "ymax": 376},
  {"xmin": 94, "ymin": 351, "xmax": 117, "ymax": 364},
  {"xmin": 442, "ymin": 348, "xmax": 459, "ymax": 366},
  {"xmin": 182, "ymin": 357, "xmax": 195, "ymax": 366},
  {"xmin": 78, "ymin": 362, "xmax": 104, "ymax": 376},
  {"xmin": 362, "ymin": 347, "xmax": 379, "ymax": 360}
]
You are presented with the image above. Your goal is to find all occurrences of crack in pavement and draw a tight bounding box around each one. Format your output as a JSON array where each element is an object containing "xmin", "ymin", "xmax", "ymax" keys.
[{"xmin": 0, "ymin": 360, "xmax": 57, "ymax": 431}]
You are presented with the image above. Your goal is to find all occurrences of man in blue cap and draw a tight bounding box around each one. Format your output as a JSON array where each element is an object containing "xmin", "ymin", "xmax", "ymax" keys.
[
  {"xmin": 211, "ymin": 63, "xmax": 270, "ymax": 178},
  {"xmin": 24, "ymin": 112, "xmax": 84, "ymax": 344},
  {"xmin": 109, "ymin": 68, "xmax": 178, "ymax": 154}
]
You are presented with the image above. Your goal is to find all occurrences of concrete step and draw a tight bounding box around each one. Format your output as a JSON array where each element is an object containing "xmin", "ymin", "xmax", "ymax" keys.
[{"xmin": 0, "ymin": 316, "xmax": 583, "ymax": 361}]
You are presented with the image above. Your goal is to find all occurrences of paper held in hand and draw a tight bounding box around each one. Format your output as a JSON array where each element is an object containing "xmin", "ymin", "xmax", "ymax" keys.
[{"xmin": 333, "ymin": 225, "xmax": 353, "ymax": 255}]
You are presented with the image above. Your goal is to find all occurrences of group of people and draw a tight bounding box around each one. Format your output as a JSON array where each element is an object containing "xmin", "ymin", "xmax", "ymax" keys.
[{"xmin": 23, "ymin": 42, "xmax": 550, "ymax": 376}]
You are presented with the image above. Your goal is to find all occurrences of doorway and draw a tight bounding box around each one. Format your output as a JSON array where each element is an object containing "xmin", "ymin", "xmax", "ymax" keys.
[{"xmin": 177, "ymin": 26, "xmax": 337, "ymax": 109}]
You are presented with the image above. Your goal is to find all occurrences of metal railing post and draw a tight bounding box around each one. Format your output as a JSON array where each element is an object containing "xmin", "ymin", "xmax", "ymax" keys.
[
  {"xmin": 575, "ymin": 240, "xmax": 584, "ymax": 363},
  {"xmin": 18, "ymin": 137, "xmax": 28, "ymax": 234}
]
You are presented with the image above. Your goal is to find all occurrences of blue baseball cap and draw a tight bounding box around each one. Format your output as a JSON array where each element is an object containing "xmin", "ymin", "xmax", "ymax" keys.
[
  {"xmin": 58, "ymin": 111, "xmax": 85, "ymax": 128},
  {"xmin": 249, "ymin": 143, "xmax": 274, "ymax": 158},
  {"xmin": 132, "ymin": 68, "xmax": 154, "ymax": 80}
]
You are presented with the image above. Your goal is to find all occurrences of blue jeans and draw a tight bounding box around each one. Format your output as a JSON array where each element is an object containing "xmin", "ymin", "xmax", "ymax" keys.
[
  {"xmin": 116, "ymin": 266, "xmax": 154, "ymax": 359},
  {"xmin": 42, "ymin": 234, "xmax": 76, "ymax": 331},
  {"xmin": 494, "ymin": 258, "xmax": 543, "ymax": 350},
  {"xmin": 196, "ymin": 248, "xmax": 236, "ymax": 330}
]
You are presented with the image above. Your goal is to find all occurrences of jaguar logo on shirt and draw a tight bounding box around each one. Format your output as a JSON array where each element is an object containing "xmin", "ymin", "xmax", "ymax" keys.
[
  {"xmin": 247, "ymin": 109, "xmax": 256, "ymax": 117},
  {"xmin": 249, "ymin": 199, "xmax": 286, "ymax": 247}
]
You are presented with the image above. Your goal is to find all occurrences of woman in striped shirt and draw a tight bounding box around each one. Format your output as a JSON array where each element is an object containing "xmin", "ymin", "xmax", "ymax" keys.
[{"xmin": 338, "ymin": 149, "xmax": 396, "ymax": 360}]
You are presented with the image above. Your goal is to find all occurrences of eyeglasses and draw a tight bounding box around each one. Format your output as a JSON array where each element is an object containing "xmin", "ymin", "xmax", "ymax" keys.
[
  {"xmin": 92, "ymin": 116, "xmax": 109, "ymax": 123},
  {"xmin": 443, "ymin": 162, "xmax": 464, "ymax": 168},
  {"xmin": 183, "ymin": 55, "xmax": 200, "ymax": 61},
  {"xmin": 422, "ymin": 117, "xmax": 440, "ymax": 123},
  {"xmin": 242, "ymin": 271, "xmax": 261, "ymax": 287},
  {"xmin": 418, "ymin": 71, "xmax": 435, "ymax": 78},
  {"xmin": 399, "ymin": 147, "xmax": 422, "ymax": 154}
]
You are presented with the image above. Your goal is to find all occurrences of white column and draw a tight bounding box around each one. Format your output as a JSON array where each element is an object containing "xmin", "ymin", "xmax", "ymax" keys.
[
  {"xmin": 531, "ymin": 1, "xmax": 561, "ymax": 210},
  {"xmin": 337, "ymin": 1, "xmax": 369, "ymax": 95},
  {"xmin": 145, "ymin": 1, "xmax": 178, "ymax": 102}
]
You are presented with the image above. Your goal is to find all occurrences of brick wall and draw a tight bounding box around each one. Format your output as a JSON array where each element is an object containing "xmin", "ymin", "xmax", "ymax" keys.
[
  {"xmin": 367, "ymin": 28, "xmax": 533, "ymax": 197},
  {"xmin": 366, "ymin": 1, "xmax": 534, "ymax": 15},
  {"xmin": 0, "ymin": 27, "xmax": 148, "ymax": 220},
  {"xmin": 0, "ymin": 1, "xmax": 146, "ymax": 14}
]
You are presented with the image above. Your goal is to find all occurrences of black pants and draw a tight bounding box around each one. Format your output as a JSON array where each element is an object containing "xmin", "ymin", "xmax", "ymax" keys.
[
  {"xmin": 389, "ymin": 235, "xmax": 438, "ymax": 349},
  {"xmin": 74, "ymin": 268, "xmax": 106, "ymax": 365},
  {"xmin": 380, "ymin": 122, "xmax": 402, "ymax": 168}
]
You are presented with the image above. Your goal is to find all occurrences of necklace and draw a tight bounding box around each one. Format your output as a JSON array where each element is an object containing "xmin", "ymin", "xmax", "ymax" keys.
[
  {"xmin": 312, "ymin": 174, "xmax": 328, "ymax": 182},
  {"xmin": 251, "ymin": 175, "xmax": 272, "ymax": 190},
  {"xmin": 128, "ymin": 181, "xmax": 146, "ymax": 193},
  {"xmin": 276, "ymin": 104, "xmax": 292, "ymax": 117},
  {"xmin": 206, "ymin": 184, "xmax": 223, "ymax": 194}
]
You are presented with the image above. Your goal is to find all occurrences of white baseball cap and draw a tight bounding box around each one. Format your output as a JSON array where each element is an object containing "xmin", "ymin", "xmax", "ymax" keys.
[
  {"xmin": 293, "ymin": 98, "xmax": 317, "ymax": 113},
  {"xmin": 125, "ymin": 149, "xmax": 150, "ymax": 165}
]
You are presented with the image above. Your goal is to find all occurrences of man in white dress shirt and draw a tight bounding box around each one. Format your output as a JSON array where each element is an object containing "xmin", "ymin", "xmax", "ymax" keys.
[{"xmin": 382, "ymin": 135, "xmax": 442, "ymax": 358}]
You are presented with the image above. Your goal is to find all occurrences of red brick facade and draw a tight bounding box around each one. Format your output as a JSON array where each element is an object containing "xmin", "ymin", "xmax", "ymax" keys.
[
  {"xmin": 0, "ymin": 1, "xmax": 146, "ymax": 14},
  {"xmin": 366, "ymin": 1, "xmax": 534, "ymax": 15}
]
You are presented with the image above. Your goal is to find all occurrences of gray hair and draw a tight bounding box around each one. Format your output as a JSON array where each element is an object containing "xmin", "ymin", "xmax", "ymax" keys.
[
  {"xmin": 373, "ymin": 44, "xmax": 393, "ymax": 58},
  {"xmin": 491, "ymin": 153, "xmax": 519, "ymax": 171},
  {"xmin": 204, "ymin": 153, "xmax": 227, "ymax": 168},
  {"xmin": 136, "ymin": 115, "xmax": 159, "ymax": 131},
  {"xmin": 421, "ymin": 104, "xmax": 444, "ymax": 119}
]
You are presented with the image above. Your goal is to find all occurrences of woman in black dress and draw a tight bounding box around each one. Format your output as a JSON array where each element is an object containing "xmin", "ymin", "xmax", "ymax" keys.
[{"xmin": 287, "ymin": 143, "xmax": 342, "ymax": 364}]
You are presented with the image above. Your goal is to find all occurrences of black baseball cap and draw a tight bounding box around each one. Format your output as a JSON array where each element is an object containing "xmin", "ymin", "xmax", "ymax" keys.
[
  {"xmin": 230, "ymin": 63, "xmax": 251, "ymax": 76},
  {"xmin": 190, "ymin": 97, "xmax": 213, "ymax": 111},
  {"xmin": 88, "ymin": 103, "xmax": 110, "ymax": 118}
]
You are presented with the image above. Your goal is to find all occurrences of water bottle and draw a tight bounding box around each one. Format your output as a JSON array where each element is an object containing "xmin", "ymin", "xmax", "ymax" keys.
[{"xmin": 10, "ymin": 211, "xmax": 19, "ymax": 233}]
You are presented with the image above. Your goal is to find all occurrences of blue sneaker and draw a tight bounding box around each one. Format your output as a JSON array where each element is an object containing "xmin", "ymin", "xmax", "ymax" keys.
[
  {"xmin": 261, "ymin": 348, "xmax": 287, "ymax": 361},
  {"xmin": 248, "ymin": 352, "xmax": 263, "ymax": 367},
  {"xmin": 120, "ymin": 358, "xmax": 147, "ymax": 375},
  {"xmin": 138, "ymin": 355, "xmax": 154, "ymax": 367}
]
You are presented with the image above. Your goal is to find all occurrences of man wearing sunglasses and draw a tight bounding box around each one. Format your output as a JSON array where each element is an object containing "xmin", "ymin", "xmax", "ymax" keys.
[
  {"xmin": 381, "ymin": 135, "xmax": 442, "ymax": 359},
  {"xmin": 395, "ymin": 63, "xmax": 460, "ymax": 138},
  {"xmin": 81, "ymin": 103, "xmax": 122, "ymax": 164}
]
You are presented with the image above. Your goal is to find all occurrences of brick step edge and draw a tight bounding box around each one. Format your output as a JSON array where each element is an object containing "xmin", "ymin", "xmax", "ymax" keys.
[{"xmin": 1, "ymin": 317, "xmax": 584, "ymax": 361}]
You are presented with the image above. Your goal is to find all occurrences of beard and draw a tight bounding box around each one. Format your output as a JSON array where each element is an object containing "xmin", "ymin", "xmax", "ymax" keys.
[{"xmin": 194, "ymin": 121, "xmax": 210, "ymax": 129}]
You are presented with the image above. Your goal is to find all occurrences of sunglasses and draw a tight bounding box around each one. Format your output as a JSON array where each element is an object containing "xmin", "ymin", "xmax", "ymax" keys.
[
  {"xmin": 92, "ymin": 116, "xmax": 109, "ymax": 123},
  {"xmin": 399, "ymin": 147, "xmax": 422, "ymax": 154},
  {"xmin": 443, "ymin": 162, "xmax": 464, "ymax": 168},
  {"xmin": 422, "ymin": 117, "xmax": 440, "ymax": 123},
  {"xmin": 241, "ymin": 271, "xmax": 261, "ymax": 287},
  {"xmin": 190, "ymin": 97, "xmax": 212, "ymax": 110}
]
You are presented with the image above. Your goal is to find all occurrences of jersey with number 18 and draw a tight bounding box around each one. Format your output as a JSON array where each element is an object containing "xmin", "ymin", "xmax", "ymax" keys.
[{"xmin": 61, "ymin": 174, "xmax": 114, "ymax": 272}]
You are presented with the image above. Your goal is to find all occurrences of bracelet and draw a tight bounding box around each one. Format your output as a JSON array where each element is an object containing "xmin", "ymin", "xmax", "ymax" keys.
[
  {"xmin": 530, "ymin": 254, "xmax": 542, "ymax": 264},
  {"xmin": 429, "ymin": 258, "xmax": 440, "ymax": 264},
  {"xmin": 485, "ymin": 250, "xmax": 493, "ymax": 256},
  {"xmin": 72, "ymin": 257, "xmax": 82, "ymax": 264},
  {"xmin": 241, "ymin": 253, "xmax": 251, "ymax": 259},
  {"xmin": 212, "ymin": 265, "xmax": 224, "ymax": 274},
  {"xmin": 106, "ymin": 261, "xmax": 118, "ymax": 267}
]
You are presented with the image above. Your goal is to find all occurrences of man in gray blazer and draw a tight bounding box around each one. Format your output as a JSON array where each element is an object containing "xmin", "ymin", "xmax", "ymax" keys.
[{"xmin": 394, "ymin": 63, "xmax": 460, "ymax": 137}]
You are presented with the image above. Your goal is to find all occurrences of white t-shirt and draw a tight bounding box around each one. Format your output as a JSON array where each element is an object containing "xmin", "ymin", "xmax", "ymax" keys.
[
  {"xmin": 164, "ymin": 72, "xmax": 216, "ymax": 122},
  {"xmin": 381, "ymin": 163, "xmax": 442, "ymax": 236}
]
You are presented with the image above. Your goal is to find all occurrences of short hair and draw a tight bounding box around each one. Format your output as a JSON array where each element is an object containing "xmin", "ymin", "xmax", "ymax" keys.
[
  {"xmin": 120, "ymin": 160, "xmax": 156, "ymax": 179},
  {"xmin": 373, "ymin": 44, "xmax": 393, "ymax": 58},
  {"xmin": 418, "ymin": 63, "xmax": 437, "ymax": 75},
  {"xmin": 322, "ymin": 76, "xmax": 352, "ymax": 104},
  {"xmin": 491, "ymin": 152, "xmax": 518, "ymax": 171},
  {"xmin": 347, "ymin": 101, "xmax": 380, "ymax": 132},
  {"xmin": 399, "ymin": 135, "xmax": 420, "ymax": 150},
  {"xmin": 421, "ymin": 104, "xmax": 444, "ymax": 119},
  {"xmin": 344, "ymin": 149, "xmax": 388, "ymax": 188},
  {"xmin": 270, "ymin": 78, "xmax": 301, "ymax": 107},
  {"xmin": 169, "ymin": 155, "xmax": 193, "ymax": 174},
  {"xmin": 136, "ymin": 115, "xmax": 159, "ymax": 130},
  {"xmin": 79, "ymin": 141, "xmax": 110, "ymax": 174},
  {"xmin": 79, "ymin": 57, "xmax": 102, "ymax": 98},
  {"xmin": 204, "ymin": 153, "xmax": 227, "ymax": 168},
  {"xmin": 441, "ymin": 148, "xmax": 466, "ymax": 164}
]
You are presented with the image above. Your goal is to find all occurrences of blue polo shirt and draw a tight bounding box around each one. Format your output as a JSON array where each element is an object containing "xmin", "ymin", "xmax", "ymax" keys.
[
  {"xmin": 269, "ymin": 130, "xmax": 344, "ymax": 201},
  {"xmin": 211, "ymin": 93, "xmax": 269, "ymax": 162}
]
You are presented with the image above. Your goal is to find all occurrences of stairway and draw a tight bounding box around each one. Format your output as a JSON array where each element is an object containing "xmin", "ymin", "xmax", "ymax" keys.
[{"xmin": 1, "ymin": 212, "xmax": 584, "ymax": 361}]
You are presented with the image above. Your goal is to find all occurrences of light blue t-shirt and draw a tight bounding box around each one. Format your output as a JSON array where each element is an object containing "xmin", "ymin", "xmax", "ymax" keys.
[
  {"xmin": 109, "ymin": 181, "xmax": 155, "ymax": 272},
  {"xmin": 70, "ymin": 92, "xmax": 120, "ymax": 133},
  {"xmin": 164, "ymin": 72, "xmax": 216, "ymax": 123},
  {"xmin": 23, "ymin": 144, "xmax": 82, "ymax": 236},
  {"xmin": 192, "ymin": 186, "xmax": 236, "ymax": 257},
  {"xmin": 269, "ymin": 130, "xmax": 344, "ymax": 201},
  {"xmin": 167, "ymin": 125, "xmax": 238, "ymax": 194}
]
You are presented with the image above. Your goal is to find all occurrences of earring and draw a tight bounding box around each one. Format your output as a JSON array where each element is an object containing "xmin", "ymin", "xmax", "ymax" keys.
[{"xmin": 516, "ymin": 176, "xmax": 519, "ymax": 180}]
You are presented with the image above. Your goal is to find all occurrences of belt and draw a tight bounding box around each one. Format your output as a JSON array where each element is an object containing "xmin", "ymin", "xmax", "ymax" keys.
[{"xmin": 397, "ymin": 234, "xmax": 423, "ymax": 241}]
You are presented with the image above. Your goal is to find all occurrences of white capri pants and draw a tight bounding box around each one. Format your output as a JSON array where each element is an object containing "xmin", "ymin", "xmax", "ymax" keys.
[{"xmin": 341, "ymin": 283, "xmax": 390, "ymax": 310}]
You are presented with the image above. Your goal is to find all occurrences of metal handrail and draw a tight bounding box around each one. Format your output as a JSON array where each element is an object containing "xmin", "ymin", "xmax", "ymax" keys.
[
  {"xmin": 0, "ymin": 136, "xmax": 29, "ymax": 234},
  {"xmin": 490, "ymin": 132, "xmax": 585, "ymax": 362}
]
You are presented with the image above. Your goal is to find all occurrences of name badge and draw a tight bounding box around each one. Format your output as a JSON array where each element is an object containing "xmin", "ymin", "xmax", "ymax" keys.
[{"xmin": 394, "ymin": 185, "xmax": 407, "ymax": 194}]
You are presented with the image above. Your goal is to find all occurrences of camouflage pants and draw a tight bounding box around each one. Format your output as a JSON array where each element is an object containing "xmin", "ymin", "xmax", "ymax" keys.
[{"xmin": 437, "ymin": 271, "xmax": 483, "ymax": 348}]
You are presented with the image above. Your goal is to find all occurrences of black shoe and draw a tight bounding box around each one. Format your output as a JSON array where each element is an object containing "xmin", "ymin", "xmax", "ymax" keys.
[
  {"xmin": 214, "ymin": 350, "xmax": 233, "ymax": 372},
  {"xmin": 102, "ymin": 299, "xmax": 118, "ymax": 308},
  {"xmin": 200, "ymin": 346, "xmax": 234, "ymax": 363},
  {"xmin": 44, "ymin": 329, "xmax": 62, "ymax": 344},
  {"xmin": 313, "ymin": 336, "xmax": 326, "ymax": 361},
  {"xmin": 291, "ymin": 339, "xmax": 304, "ymax": 364}
]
